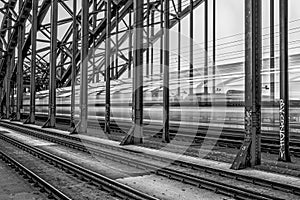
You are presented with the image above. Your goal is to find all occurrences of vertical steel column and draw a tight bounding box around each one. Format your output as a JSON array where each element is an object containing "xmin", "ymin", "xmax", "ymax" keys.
[
  {"xmin": 9, "ymin": 52, "xmax": 15, "ymax": 117},
  {"xmin": 231, "ymin": 0, "xmax": 262, "ymax": 169},
  {"xmin": 5, "ymin": 13, "xmax": 12, "ymax": 119},
  {"xmin": 79, "ymin": 0, "xmax": 89, "ymax": 133},
  {"xmin": 212, "ymin": 0, "xmax": 216, "ymax": 94},
  {"xmin": 16, "ymin": 0, "xmax": 24, "ymax": 121},
  {"xmin": 5, "ymin": 58, "xmax": 11, "ymax": 119},
  {"xmin": 105, "ymin": 0, "xmax": 112, "ymax": 134},
  {"xmin": 189, "ymin": 0, "xmax": 193, "ymax": 95},
  {"xmin": 0, "ymin": 40, "xmax": 2, "ymax": 115},
  {"xmin": 133, "ymin": 0, "xmax": 144, "ymax": 143},
  {"xmin": 270, "ymin": 0, "xmax": 275, "ymax": 103},
  {"xmin": 248, "ymin": 0, "xmax": 262, "ymax": 166},
  {"xmin": 115, "ymin": 8, "xmax": 119, "ymax": 79},
  {"xmin": 177, "ymin": 0, "xmax": 181, "ymax": 96},
  {"xmin": 111, "ymin": 54, "xmax": 114, "ymax": 78},
  {"xmin": 163, "ymin": 0, "xmax": 170, "ymax": 143},
  {"xmin": 120, "ymin": 0, "xmax": 144, "ymax": 145},
  {"xmin": 70, "ymin": 0, "xmax": 78, "ymax": 132},
  {"xmin": 93, "ymin": 0, "xmax": 97, "ymax": 83},
  {"xmin": 278, "ymin": 0, "xmax": 291, "ymax": 162},
  {"xmin": 151, "ymin": 9, "xmax": 154, "ymax": 78},
  {"xmin": 204, "ymin": 0, "xmax": 208, "ymax": 95},
  {"xmin": 60, "ymin": 51, "xmax": 64, "ymax": 78},
  {"xmin": 146, "ymin": 0, "xmax": 150, "ymax": 77},
  {"xmin": 10, "ymin": 81, "xmax": 15, "ymax": 115},
  {"xmin": 25, "ymin": 0, "xmax": 38, "ymax": 124},
  {"xmin": 128, "ymin": 9, "xmax": 132, "ymax": 79},
  {"xmin": 0, "ymin": 86, "xmax": 2, "ymax": 116},
  {"xmin": 43, "ymin": 0, "xmax": 58, "ymax": 128},
  {"xmin": 131, "ymin": 6, "xmax": 137, "ymax": 136},
  {"xmin": 160, "ymin": 0, "xmax": 163, "ymax": 74},
  {"xmin": 0, "ymin": 41, "xmax": 1, "ymax": 59}
]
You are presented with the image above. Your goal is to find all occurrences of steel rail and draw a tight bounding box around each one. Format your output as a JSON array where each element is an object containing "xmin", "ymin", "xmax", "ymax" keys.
[
  {"xmin": 0, "ymin": 149, "xmax": 71, "ymax": 200},
  {"xmin": 14, "ymin": 114, "xmax": 300, "ymax": 156},
  {"xmin": 0, "ymin": 121, "xmax": 295, "ymax": 200},
  {"xmin": 0, "ymin": 132, "xmax": 159, "ymax": 200},
  {"xmin": 19, "ymin": 111, "xmax": 300, "ymax": 129},
  {"xmin": 3, "ymin": 116, "xmax": 300, "ymax": 157}
]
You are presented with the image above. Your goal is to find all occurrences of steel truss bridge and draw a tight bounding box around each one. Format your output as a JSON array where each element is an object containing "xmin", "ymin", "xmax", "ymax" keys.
[{"xmin": 0, "ymin": 0, "xmax": 295, "ymax": 169}]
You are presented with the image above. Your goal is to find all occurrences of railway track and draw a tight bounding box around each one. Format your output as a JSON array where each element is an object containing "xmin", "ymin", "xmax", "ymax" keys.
[
  {"xmin": 20, "ymin": 114, "xmax": 300, "ymax": 157},
  {"xmin": 1, "ymin": 120, "xmax": 299, "ymax": 200},
  {"xmin": 0, "ymin": 149, "xmax": 71, "ymax": 200},
  {"xmin": 0, "ymin": 129, "xmax": 159, "ymax": 200},
  {"xmin": 93, "ymin": 120, "xmax": 300, "ymax": 156}
]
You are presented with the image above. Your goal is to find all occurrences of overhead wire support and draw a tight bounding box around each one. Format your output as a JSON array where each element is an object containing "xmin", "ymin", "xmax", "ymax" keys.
[
  {"xmin": 93, "ymin": 0, "xmax": 97, "ymax": 82},
  {"xmin": 204, "ymin": 0, "xmax": 208, "ymax": 95},
  {"xmin": 278, "ymin": 0, "xmax": 291, "ymax": 162},
  {"xmin": 177, "ymin": 0, "xmax": 181, "ymax": 97},
  {"xmin": 189, "ymin": 0, "xmax": 193, "ymax": 95},
  {"xmin": 105, "ymin": 0, "xmax": 112, "ymax": 135},
  {"xmin": 146, "ymin": 0, "xmax": 150, "ymax": 77},
  {"xmin": 160, "ymin": 0, "xmax": 163, "ymax": 74},
  {"xmin": 212, "ymin": 0, "xmax": 216, "ymax": 94},
  {"xmin": 270, "ymin": 0, "xmax": 275, "ymax": 105},
  {"xmin": 163, "ymin": 0, "xmax": 170, "ymax": 143}
]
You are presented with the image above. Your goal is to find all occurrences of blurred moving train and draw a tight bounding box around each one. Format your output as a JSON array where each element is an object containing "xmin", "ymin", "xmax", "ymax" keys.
[{"xmin": 20, "ymin": 60, "xmax": 300, "ymax": 125}]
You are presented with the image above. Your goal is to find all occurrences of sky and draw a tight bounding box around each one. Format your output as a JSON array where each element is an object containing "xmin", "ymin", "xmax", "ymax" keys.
[{"xmin": 180, "ymin": 0, "xmax": 300, "ymax": 63}]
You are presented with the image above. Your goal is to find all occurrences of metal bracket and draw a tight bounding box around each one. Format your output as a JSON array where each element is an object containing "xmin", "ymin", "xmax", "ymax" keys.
[
  {"xmin": 120, "ymin": 125, "xmax": 143, "ymax": 146},
  {"xmin": 70, "ymin": 120, "xmax": 80, "ymax": 135},
  {"xmin": 42, "ymin": 118, "xmax": 55, "ymax": 128},
  {"xmin": 10, "ymin": 112, "xmax": 18, "ymax": 121},
  {"xmin": 231, "ymin": 138, "xmax": 252, "ymax": 170},
  {"xmin": 23, "ymin": 115, "xmax": 33, "ymax": 124}
]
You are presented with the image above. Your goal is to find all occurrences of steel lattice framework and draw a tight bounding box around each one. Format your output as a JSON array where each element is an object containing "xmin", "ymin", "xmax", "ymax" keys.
[
  {"xmin": 0, "ymin": 0, "xmax": 293, "ymax": 169},
  {"xmin": 0, "ymin": 0, "xmax": 204, "ymax": 128},
  {"xmin": 0, "ymin": 0, "xmax": 202, "ymax": 88}
]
